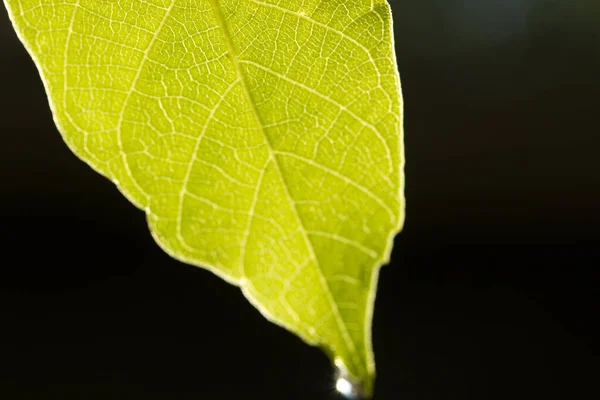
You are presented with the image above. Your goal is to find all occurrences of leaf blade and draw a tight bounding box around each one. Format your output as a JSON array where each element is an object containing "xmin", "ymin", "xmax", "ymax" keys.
[{"xmin": 3, "ymin": 0, "xmax": 404, "ymax": 394}]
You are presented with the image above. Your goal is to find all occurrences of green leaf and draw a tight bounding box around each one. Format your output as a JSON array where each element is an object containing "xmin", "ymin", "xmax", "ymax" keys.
[{"xmin": 3, "ymin": 0, "xmax": 403, "ymax": 395}]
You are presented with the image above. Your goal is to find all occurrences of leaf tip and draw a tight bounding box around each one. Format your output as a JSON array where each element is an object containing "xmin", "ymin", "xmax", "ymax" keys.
[{"xmin": 334, "ymin": 358, "xmax": 374, "ymax": 399}]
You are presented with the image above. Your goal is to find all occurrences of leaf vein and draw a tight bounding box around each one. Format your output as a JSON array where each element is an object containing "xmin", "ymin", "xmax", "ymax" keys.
[
  {"xmin": 239, "ymin": 59, "xmax": 393, "ymax": 172},
  {"xmin": 209, "ymin": 0, "xmax": 361, "ymax": 373}
]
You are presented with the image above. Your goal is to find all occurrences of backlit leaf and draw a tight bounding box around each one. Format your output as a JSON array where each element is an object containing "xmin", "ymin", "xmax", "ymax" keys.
[{"xmin": 3, "ymin": 0, "xmax": 404, "ymax": 395}]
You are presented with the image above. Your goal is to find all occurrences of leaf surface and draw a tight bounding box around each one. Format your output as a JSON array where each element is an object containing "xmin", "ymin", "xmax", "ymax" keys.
[{"xmin": 3, "ymin": 0, "xmax": 404, "ymax": 394}]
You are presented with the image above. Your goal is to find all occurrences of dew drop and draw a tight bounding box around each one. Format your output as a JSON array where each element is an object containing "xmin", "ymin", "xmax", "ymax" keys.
[
  {"xmin": 334, "ymin": 359, "xmax": 369, "ymax": 399},
  {"xmin": 336, "ymin": 376, "xmax": 358, "ymax": 398}
]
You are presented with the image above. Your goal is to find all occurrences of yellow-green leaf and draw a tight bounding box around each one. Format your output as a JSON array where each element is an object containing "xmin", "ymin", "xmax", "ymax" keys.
[{"xmin": 3, "ymin": 0, "xmax": 404, "ymax": 395}]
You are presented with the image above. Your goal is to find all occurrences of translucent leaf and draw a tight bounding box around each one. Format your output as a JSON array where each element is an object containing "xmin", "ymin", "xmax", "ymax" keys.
[{"xmin": 3, "ymin": 0, "xmax": 404, "ymax": 395}]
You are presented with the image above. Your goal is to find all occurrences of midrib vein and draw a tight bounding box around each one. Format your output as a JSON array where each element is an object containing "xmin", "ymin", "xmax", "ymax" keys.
[{"xmin": 207, "ymin": 0, "xmax": 361, "ymax": 374}]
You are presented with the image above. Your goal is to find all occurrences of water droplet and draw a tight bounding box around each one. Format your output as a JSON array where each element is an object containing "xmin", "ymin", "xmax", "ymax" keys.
[
  {"xmin": 336, "ymin": 376, "xmax": 358, "ymax": 398},
  {"xmin": 334, "ymin": 359, "xmax": 369, "ymax": 399}
]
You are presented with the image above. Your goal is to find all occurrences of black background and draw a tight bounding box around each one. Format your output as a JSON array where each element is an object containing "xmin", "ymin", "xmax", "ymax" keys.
[{"xmin": 0, "ymin": 1, "xmax": 597, "ymax": 399}]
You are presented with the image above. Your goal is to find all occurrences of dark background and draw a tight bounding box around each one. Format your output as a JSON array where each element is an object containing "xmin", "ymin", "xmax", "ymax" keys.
[{"xmin": 0, "ymin": 1, "xmax": 597, "ymax": 399}]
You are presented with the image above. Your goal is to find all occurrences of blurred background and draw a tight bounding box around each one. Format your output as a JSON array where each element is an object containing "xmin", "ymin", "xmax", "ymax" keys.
[{"xmin": 0, "ymin": 1, "xmax": 597, "ymax": 399}]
